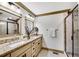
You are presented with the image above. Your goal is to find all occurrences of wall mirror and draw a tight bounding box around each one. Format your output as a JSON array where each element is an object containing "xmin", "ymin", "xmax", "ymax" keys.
[
  {"xmin": 0, "ymin": 7, "xmax": 20, "ymax": 37},
  {"xmin": 27, "ymin": 20, "xmax": 34, "ymax": 32},
  {"xmin": 25, "ymin": 19, "xmax": 34, "ymax": 35}
]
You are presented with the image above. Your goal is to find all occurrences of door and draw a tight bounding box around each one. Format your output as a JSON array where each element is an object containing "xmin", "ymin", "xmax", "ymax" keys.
[
  {"xmin": 66, "ymin": 14, "xmax": 72, "ymax": 57},
  {"xmin": 72, "ymin": 5, "xmax": 79, "ymax": 57},
  {"xmin": 66, "ymin": 4, "xmax": 79, "ymax": 57}
]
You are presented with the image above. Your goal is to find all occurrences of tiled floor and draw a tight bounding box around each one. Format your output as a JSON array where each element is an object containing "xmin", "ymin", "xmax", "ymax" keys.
[{"xmin": 37, "ymin": 49, "xmax": 67, "ymax": 57}]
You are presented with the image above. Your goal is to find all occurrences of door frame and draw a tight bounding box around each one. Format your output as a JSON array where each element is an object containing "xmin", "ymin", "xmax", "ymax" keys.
[{"xmin": 64, "ymin": 4, "xmax": 78, "ymax": 57}]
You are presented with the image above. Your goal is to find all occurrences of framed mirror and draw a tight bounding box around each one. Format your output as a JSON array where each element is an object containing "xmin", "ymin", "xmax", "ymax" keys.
[
  {"xmin": 26, "ymin": 20, "xmax": 34, "ymax": 32},
  {"xmin": 0, "ymin": 7, "xmax": 20, "ymax": 37},
  {"xmin": 25, "ymin": 19, "xmax": 34, "ymax": 35},
  {"xmin": 0, "ymin": 21, "xmax": 6, "ymax": 35}
]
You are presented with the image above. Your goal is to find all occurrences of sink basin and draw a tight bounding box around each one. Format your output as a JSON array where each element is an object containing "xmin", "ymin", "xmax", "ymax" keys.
[
  {"xmin": 8, "ymin": 41, "xmax": 26, "ymax": 48},
  {"xmin": 0, "ymin": 40, "xmax": 28, "ymax": 53}
]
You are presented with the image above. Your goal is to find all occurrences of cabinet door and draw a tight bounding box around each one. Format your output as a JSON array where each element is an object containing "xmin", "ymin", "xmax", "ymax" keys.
[
  {"xmin": 36, "ymin": 38, "xmax": 42, "ymax": 43},
  {"xmin": 34, "ymin": 41, "xmax": 42, "ymax": 57},
  {"xmin": 22, "ymin": 54, "xmax": 26, "ymax": 57},
  {"xmin": 11, "ymin": 43, "xmax": 31, "ymax": 57},
  {"xmin": 32, "ymin": 45, "xmax": 36, "ymax": 54},
  {"xmin": 4, "ymin": 54, "xmax": 11, "ymax": 57},
  {"xmin": 35, "ymin": 38, "xmax": 42, "ymax": 51},
  {"xmin": 31, "ymin": 38, "xmax": 42, "ymax": 57},
  {"xmin": 32, "ymin": 52, "xmax": 36, "ymax": 57},
  {"xmin": 26, "ymin": 48, "xmax": 32, "ymax": 57},
  {"xmin": 32, "ymin": 40, "xmax": 36, "ymax": 46},
  {"xmin": 18, "ymin": 52, "xmax": 26, "ymax": 57}
]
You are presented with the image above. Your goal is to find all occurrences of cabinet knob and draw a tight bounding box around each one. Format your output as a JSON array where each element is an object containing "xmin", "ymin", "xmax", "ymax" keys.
[
  {"xmin": 38, "ymin": 43, "xmax": 40, "ymax": 45},
  {"xmin": 33, "ymin": 55, "xmax": 35, "ymax": 57},
  {"xmin": 33, "ymin": 48, "xmax": 35, "ymax": 50}
]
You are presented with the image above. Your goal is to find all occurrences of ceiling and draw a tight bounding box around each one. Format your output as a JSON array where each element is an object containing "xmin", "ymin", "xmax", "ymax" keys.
[{"xmin": 22, "ymin": 2, "xmax": 77, "ymax": 15}]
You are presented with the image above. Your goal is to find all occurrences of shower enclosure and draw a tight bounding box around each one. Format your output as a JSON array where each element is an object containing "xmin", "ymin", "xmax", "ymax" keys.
[{"xmin": 66, "ymin": 4, "xmax": 79, "ymax": 57}]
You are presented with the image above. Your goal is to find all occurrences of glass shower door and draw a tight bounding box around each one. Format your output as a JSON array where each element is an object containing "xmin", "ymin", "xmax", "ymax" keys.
[
  {"xmin": 66, "ymin": 4, "xmax": 79, "ymax": 57},
  {"xmin": 72, "ymin": 5, "xmax": 79, "ymax": 57},
  {"xmin": 66, "ymin": 14, "xmax": 72, "ymax": 57}
]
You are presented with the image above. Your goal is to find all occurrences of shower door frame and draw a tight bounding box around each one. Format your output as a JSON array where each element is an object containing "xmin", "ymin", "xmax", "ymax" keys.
[{"xmin": 64, "ymin": 4, "xmax": 78, "ymax": 57}]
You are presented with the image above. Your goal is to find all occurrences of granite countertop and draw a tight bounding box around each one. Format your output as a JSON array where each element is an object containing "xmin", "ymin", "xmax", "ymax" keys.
[
  {"xmin": 0, "ymin": 34, "xmax": 21, "ymax": 40},
  {"xmin": 0, "ymin": 35, "xmax": 42, "ymax": 56}
]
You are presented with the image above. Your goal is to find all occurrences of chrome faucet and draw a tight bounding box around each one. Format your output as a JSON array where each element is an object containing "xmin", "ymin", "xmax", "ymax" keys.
[{"xmin": 25, "ymin": 26, "xmax": 39, "ymax": 39}]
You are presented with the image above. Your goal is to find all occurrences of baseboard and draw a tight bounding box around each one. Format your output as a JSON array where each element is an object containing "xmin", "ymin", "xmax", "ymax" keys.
[{"xmin": 42, "ymin": 47, "xmax": 64, "ymax": 54}]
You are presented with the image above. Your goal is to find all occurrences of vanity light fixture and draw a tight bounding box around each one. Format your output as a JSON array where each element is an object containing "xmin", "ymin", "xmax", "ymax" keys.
[
  {"xmin": 8, "ymin": 2, "xmax": 15, "ymax": 5},
  {"xmin": 8, "ymin": 2, "xmax": 21, "ymax": 14},
  {"xmin": 8, "ymin": 2, "xmax": 16, "ymax": 11}
]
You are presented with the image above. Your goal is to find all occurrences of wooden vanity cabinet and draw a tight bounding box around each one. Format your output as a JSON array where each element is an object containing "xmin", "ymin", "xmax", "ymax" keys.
[
  {"xmin": 4, "ymin": 54, "xmax": 11, "ymax": 57},
  {"xmin": 3, "ymin": 36, "xmax": 42, "ymax": 57},
  {"xmin": 18, "ymin": 52, "xmax": 26, "ymax": 57},
  {"xmin": 26, "ymin": 48, "xmax": 32, "ymax": 57},
  {"xmin": 11, "ymin": 43, "xmax": 31, "ymax": 57},
  {"xmin": 32, "ymin": 37, "xmax": 42, "ymax": 57}
]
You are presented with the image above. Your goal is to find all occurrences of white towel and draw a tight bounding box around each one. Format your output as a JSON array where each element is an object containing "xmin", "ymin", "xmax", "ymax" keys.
[
  {"xmin": 50, "ymin": 28, "xmax": 56, "ymax": 38},
  {"xmin": 52, "ymin": 29, "xmax": 56, "ymax": 37}
]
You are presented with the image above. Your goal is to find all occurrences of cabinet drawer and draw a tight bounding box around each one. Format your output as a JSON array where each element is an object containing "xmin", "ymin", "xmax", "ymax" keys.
[
  {"xmin": 32, "ymin": 39, "xmax": 42, "ymax": 53},
  {"xmin": 36, "ymin": 43, "xmax": 42, "ymax": 50},
  {"xmin": 26, "ymin": 48, "xmax": 32, "ymax": 57},
  {"xmin": 37, "ymin": 45, "xmax": 41, "ymax": 53},
  {"xmin": 32, "ymin": 38, "xmax": 42, "ymax": 46},
  {"xmin": 35, "ymin": 38, "xmax": 42, "ymax": 43},
  {"xmin": 35, "ymin": 43, "xmax": 42, "ymax": 56},
  {"xmin": 32, "ymin": 40, "xmax": 36, "ymax": 46},
  {"xmin": 32, "ymin": 45, "xmax": 36, "ymax": 54},
  {"xmin": 11, "ymin": 43, "xmax": 31, "ymax": 57},
  {"xmin": 32, "ymin": 52, "xmax": 37, "ymax": 57},
  {"xmin": 32, "ymin": 43, "xmax": 41, "ymax": 54},
  {"xmin": 36, "ymin": 39, "xmax": 42, "ymax": 47},
  {"xmin": 32, "ymin": 47, "xmax": 41, "ymax": 57}
]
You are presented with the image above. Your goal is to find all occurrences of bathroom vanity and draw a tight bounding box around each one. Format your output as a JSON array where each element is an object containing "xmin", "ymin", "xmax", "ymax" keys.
[
  {"xmin": 0, "ymin": 3, "xmax": 42, "ymax": 57},
  {"xmin": 0, "ymin": 35, "xmax": 42, "ymax": 57}
]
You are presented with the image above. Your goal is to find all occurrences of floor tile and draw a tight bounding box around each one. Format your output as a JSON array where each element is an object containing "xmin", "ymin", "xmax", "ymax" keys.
[{"xmin": 37, "ymin": 49, "xmax": 67, "ymax": 57}]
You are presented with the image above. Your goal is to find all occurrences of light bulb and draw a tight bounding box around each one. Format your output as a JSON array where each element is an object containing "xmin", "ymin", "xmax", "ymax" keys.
[{"xmin": 16, "ymin": 8, "xmax": 21, "ymax": 14}]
